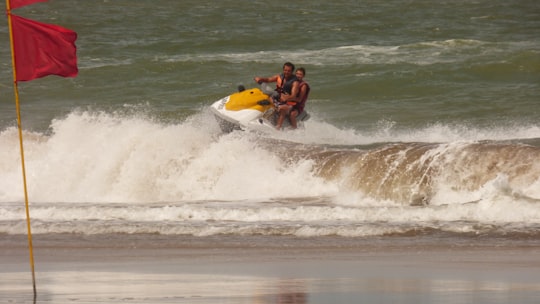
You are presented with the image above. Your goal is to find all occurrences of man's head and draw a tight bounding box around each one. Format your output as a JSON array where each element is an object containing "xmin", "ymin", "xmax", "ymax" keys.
[
  {"xmin": 282, "ymin": 62, "xmax": 295, "ymax": 79},
  {"xmin": 296, "ymin": 67, "xmax": 306, "ymax": 80}
]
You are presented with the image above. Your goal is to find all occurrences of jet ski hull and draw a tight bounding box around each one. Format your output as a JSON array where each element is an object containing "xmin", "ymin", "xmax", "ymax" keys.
[{"xmin": 210, "ymin": 86, "xmax": 309, "ymax": 133}]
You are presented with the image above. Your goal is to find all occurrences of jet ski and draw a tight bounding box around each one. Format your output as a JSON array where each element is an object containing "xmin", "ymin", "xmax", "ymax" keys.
[{"xmin": 210, "ymin": 84, "xmax": 309, "ymax": 133}]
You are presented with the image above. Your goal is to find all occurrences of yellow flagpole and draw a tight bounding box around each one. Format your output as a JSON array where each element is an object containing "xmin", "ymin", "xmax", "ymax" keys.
[{"xmin": 5, "ymin": 0, "xmax": 37, "ymax": 297}]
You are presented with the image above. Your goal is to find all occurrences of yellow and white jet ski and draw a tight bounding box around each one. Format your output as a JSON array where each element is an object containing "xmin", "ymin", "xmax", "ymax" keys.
[{"xmin": 210, "ymin": 84, "xmax": 309, "ymax": 133}]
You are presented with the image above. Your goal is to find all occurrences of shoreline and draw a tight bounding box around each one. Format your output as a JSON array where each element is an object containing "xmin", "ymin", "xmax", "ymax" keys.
[{"xmin": 2, "ymin": 234, "xmax": 540, "ymax": 303}]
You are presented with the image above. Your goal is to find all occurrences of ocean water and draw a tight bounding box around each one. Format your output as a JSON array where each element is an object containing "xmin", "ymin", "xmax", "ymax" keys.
[{"xmin": 1, "ymin": 0, "xmax": 539, "ymax": 239}]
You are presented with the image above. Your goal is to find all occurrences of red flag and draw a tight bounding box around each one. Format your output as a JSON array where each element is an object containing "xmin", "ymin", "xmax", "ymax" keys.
[
  {"xmin": 11, "ymin": 14, "xmax": 78, "ymax": 81},
  {"xmin": 10, "ymin": 0, "xmax": 48, "ymax": 9}
]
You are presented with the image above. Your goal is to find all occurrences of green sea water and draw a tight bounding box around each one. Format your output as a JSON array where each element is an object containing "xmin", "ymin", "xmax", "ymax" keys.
[
  {"xmin": 0, "ymin": 0, "xmax": 538, "ymax": 131},
  {"xmin": 1, "ymin": 0, "xmax": 539, "ymax": 238}
]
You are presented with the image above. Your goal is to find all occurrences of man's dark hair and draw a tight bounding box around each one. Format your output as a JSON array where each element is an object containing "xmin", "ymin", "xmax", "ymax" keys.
[{"xmin": 283, "ymin": 62, "xmax": 295, "ymax": 71}]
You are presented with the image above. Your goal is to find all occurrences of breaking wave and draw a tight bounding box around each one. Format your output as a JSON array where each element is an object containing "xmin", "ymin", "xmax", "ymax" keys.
[{"xmin": 1, "ymin": 109, "xmax": 539, "ymax": 237}]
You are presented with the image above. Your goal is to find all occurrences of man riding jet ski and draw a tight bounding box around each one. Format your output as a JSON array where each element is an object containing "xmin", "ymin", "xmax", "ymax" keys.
[{"xmin": 210, "ymin": 63, "xmax": 310, "ymax": 133}]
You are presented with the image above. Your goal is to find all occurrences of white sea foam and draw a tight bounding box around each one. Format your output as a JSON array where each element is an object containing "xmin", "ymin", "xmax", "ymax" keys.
[
  {"xmin": 158, "ymin": 39, "xmax": 527, "ymax": 68},
  {"xmin": 0, "ymin": 110, "xmax": 337, "ymax": 203},
  {"xmin": 2, "ymin": 110, "xmax": 539, "ymax": 202},
  {"xmin": 1, "ymin": 110, "xmax": 539, "ymax": 237},
  {"xmin": 2, "ymin": 187, "xmax": 539, "ymax": 236},
  {"xmin": 272, "ymin": 116, "xmax": 540, "ymax": 146}
]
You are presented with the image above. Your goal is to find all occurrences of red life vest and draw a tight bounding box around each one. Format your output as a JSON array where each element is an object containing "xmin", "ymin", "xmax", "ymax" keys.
[{"xmin": 294, "ymin": 81, "xmax": 310, "ymax": 113}]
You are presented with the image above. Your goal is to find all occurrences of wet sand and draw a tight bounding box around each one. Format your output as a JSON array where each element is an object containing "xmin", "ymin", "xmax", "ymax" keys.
[{"xmin": 2, "ymin": 234, "xmax": 540, "ymax": 303}]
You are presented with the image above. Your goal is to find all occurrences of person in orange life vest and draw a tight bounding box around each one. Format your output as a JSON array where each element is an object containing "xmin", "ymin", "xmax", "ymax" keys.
[
  {"xmin": 253, "ymin": 61, "xmax": 299, "ymax": 106},
  {"xmin": 275, "ymin": 67, "xmax": 310, "ymax": 130}
]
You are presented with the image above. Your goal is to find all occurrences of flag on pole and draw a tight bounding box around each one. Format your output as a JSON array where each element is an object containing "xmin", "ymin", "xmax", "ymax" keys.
[
  {"xmin": 10, "ymin": 14, "xmax": 78, "ymax": 82},
  {"xmin": 10, "ymin": 0, "xmax": 47, "ymax": 9},
  {"xmin": 6, "ymin": 0, "xmax": 77, "ymax": 296}
]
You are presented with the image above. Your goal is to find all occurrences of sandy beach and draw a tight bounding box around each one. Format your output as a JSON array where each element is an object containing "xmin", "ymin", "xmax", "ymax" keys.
[{"xmin": 1, "ymin": 234, "xmax": 539, "ymax": 303}]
